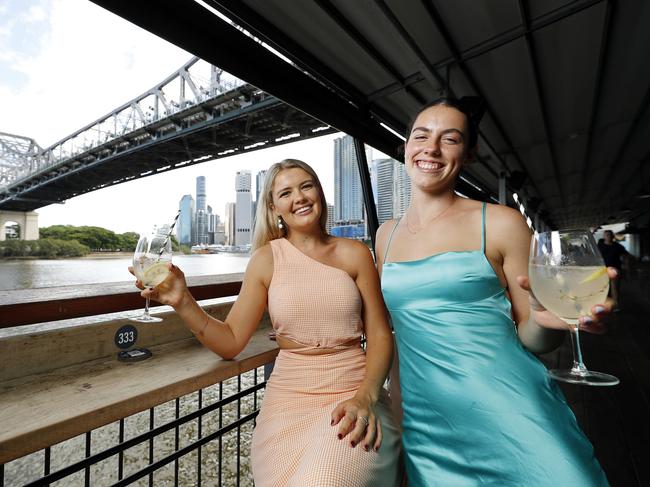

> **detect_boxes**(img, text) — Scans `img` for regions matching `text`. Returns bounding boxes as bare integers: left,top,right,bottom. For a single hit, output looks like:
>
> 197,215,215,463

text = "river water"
0,253,250,291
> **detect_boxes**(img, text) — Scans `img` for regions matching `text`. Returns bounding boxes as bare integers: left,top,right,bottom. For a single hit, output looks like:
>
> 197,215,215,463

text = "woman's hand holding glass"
516,269,616,335
129,229,172,322
526,230,619,386
132,262,189,310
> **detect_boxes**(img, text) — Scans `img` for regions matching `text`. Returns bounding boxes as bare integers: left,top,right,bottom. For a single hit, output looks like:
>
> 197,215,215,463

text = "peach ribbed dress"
251,238,401,487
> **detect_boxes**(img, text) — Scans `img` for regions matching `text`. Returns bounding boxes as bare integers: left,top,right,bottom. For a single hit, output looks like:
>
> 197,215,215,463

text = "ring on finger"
358,416,369,428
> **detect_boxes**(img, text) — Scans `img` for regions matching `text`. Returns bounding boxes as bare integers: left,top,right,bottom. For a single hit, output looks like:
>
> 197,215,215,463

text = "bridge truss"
0,57,335,211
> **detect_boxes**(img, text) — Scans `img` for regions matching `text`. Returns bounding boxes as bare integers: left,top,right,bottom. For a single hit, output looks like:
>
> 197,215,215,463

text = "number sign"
115,325,138,349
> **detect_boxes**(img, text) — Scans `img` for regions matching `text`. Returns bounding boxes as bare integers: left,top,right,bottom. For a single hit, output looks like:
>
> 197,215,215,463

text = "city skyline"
170,140,407,248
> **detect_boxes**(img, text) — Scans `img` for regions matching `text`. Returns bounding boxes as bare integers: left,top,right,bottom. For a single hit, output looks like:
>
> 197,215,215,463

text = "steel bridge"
0,57,336,213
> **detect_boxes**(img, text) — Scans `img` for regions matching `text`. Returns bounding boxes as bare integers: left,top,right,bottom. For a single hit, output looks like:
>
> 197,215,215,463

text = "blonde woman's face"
271,168,322,231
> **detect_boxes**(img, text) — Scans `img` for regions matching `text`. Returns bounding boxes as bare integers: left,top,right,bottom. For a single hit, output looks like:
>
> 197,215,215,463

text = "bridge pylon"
0,211,39,241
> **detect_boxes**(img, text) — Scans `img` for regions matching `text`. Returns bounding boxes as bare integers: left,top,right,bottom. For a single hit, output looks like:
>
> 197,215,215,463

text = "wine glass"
529,230,619,386
131,228,172,323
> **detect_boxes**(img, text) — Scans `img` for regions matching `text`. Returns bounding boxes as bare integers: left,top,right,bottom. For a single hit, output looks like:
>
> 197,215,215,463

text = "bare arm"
493,206,612,353
141,245,272,359
491,205,565,353
331,240,394,451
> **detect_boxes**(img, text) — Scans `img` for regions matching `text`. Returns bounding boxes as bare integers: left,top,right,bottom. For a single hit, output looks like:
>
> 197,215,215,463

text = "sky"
0,0,378,234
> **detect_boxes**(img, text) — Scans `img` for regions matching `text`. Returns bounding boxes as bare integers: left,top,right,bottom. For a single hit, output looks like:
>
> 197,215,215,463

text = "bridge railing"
0,275,278,486
0,57,250,190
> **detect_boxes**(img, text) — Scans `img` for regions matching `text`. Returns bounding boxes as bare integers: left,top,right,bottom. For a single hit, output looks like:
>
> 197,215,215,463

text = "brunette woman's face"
404,105,471,192
270,168,322,232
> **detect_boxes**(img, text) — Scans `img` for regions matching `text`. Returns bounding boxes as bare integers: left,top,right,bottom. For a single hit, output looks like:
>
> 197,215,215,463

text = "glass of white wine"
131,228,172,323
529,230,619,386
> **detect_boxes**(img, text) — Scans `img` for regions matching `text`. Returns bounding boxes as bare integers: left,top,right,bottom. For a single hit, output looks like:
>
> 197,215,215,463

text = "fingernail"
350,441,356,447
148,287,154,291
582,316,594,324
337,434,342,440
594,306,605,314
374,446,380,452
363,445,369,452
330,420,334,426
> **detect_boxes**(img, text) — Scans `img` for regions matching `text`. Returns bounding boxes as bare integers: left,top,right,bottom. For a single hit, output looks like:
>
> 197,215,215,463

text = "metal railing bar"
237,375,242,487
118,418,124,480
253,368,258,416
219,381,223,487
22,382,265,485
111,411,259,487
44,446,50,477
148,408,154,487
197,389,203,487
174,398,180,487
84,431,91,487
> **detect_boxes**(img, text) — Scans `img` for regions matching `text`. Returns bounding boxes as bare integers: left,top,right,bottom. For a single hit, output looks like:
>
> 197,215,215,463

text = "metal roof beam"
418,0,543,200
518,0,563,206
577,0,615,204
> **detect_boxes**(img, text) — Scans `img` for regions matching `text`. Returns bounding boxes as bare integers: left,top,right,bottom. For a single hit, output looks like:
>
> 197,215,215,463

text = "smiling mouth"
415,160,444,171
294,205,313,215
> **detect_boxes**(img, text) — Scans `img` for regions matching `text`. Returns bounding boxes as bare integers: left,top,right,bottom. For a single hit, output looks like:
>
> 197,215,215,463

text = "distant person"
376,96,613,486
133,159,400,486
598,230,630,308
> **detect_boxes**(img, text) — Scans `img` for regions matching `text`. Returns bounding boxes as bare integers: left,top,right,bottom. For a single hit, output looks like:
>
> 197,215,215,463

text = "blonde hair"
252,159,328,251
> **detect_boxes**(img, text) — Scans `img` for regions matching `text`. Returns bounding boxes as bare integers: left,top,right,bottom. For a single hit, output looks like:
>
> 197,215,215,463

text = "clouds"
1,0,350,234
1,0,191,146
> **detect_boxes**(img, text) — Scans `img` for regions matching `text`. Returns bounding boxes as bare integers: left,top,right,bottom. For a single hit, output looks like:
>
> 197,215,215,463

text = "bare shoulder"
246,243,274,285
486,202,528,229
332,236,373,260
376,218,399,252
485,202,531,250
377,218,399,241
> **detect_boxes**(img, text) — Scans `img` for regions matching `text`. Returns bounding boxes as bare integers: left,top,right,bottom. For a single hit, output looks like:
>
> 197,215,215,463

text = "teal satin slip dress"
381,202,609,486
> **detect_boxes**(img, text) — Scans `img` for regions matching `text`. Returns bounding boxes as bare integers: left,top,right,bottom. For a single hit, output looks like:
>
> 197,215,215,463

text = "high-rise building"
370,160,379,206
374,158,395,225
255,169,267,203
235,170,252,246
393,162,411,218
206,205,221,244
196,176,206,212
326,203,334,234
333,135,363,223
252,169,267,234
195,176,207,245
177,194,195,245
225,202,236,245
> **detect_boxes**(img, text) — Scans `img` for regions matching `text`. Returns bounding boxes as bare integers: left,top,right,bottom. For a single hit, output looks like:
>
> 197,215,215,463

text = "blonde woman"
136,159,400,486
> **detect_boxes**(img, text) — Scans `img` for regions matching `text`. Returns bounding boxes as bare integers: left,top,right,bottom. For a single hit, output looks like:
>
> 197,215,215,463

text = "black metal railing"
2,366,268,486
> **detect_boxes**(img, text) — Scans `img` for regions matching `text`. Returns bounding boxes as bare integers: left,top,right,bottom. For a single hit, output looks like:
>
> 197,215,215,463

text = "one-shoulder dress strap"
382,218,402,264
481,201,487,254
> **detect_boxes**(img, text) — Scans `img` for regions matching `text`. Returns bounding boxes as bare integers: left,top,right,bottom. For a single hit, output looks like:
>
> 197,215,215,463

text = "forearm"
175,290,241,359
356,330,393,403
517,310,565,354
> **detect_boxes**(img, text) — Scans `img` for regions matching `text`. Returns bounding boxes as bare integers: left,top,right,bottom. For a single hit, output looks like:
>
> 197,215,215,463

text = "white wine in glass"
131,229,172,323
529,230,619,386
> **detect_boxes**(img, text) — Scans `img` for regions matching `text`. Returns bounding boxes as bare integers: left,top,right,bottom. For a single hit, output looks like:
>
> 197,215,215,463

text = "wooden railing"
0,273,244,328
0,275,278,486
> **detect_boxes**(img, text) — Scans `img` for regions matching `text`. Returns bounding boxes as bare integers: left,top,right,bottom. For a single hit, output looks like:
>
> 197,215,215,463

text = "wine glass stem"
568,324,588,376
144,297,152,318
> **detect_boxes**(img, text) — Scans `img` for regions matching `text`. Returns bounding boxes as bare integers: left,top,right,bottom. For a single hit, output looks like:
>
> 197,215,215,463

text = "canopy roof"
93,0,650,230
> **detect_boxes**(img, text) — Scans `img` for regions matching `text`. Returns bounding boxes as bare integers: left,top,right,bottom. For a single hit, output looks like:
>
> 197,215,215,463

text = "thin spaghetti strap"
481,202,487,254
382,218,402,264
